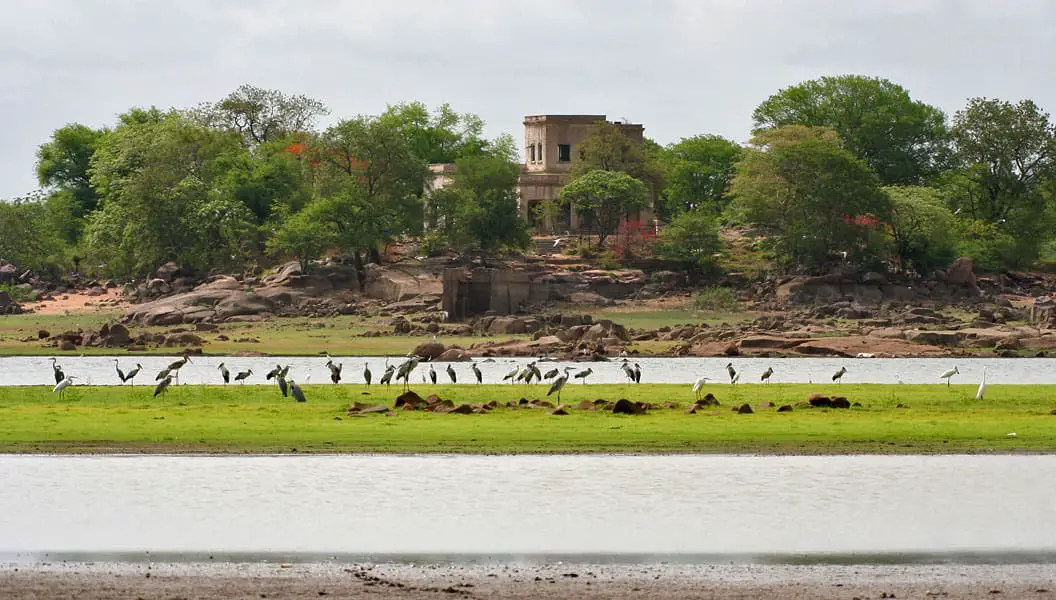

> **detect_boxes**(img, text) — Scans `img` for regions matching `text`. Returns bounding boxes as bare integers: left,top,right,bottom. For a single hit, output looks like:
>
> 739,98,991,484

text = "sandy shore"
2,561,1054,599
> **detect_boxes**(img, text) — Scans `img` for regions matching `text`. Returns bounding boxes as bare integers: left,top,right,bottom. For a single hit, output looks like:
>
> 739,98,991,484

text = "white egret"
52,375,75,398
976,368,988,400
691,376,711,400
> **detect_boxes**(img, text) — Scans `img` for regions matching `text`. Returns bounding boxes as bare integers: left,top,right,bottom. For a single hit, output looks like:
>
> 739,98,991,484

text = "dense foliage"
5,77,1056,281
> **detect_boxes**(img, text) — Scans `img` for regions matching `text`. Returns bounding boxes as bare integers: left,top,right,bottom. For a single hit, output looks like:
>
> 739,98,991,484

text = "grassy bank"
1,383,1053,454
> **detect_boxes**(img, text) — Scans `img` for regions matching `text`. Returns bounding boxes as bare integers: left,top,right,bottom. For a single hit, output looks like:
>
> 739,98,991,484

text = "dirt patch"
24,289,130,316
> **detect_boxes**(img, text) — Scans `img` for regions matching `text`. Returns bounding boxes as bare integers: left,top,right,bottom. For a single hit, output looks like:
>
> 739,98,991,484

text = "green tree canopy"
570,122,664,194
559,170,648,247
753,75,948,185
36,123,107,217
659,134,742,217
192,84,328,146
946,97,1056,267
380,102,490,164
730,125,891,270
885,186,957,275
654,208,723,274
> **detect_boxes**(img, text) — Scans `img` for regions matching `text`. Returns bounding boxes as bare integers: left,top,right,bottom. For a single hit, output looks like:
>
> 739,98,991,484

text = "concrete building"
427,114,651,235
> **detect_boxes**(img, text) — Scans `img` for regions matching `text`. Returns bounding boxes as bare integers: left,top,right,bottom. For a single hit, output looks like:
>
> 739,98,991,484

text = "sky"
1,0,1055,198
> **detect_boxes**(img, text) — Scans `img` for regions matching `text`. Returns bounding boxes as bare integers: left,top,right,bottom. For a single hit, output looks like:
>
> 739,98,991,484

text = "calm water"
1,455,1054,556
2,355,1055,387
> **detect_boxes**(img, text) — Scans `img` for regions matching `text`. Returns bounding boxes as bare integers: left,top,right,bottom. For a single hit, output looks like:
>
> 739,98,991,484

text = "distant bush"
693,286,740,312
0,282,33,303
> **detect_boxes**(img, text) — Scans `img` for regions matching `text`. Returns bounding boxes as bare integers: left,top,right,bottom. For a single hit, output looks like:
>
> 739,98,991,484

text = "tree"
0,195,67,276
192,84,328,146
86,111,250,277
559,170,648,247
570,122,664,194
753,75,949,185
428,154,529,254
214,139,311,224
947,97,1056,267
380,102,490,164
660,135,742,217
266,203,336,273
319,115,430,262
730,125,891,270
886,186,957,274
36,123,106,218
654,208,723,274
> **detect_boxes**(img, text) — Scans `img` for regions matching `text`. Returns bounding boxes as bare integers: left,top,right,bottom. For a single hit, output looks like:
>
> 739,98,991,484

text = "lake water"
1,455,1054,560
2,355,1055,387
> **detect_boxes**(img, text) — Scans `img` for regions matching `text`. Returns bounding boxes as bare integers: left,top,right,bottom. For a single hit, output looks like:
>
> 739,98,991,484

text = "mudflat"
3,562,1054,599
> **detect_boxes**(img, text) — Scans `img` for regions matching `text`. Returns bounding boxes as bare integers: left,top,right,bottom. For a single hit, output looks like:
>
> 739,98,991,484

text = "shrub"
654,209,722,274
693,286,740,312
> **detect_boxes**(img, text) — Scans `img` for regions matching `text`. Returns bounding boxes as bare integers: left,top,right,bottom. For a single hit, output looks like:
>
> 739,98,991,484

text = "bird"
218,362,230,384
725,362,737,383
692,376,711,400
502,366,519,383
234,369,253,384
633,363,642,384
155,367,172,382
380,364,395,386
363,364,372,387
153,375,172,398
760,366,774,384
940,366,959,387
166,353,192,384
52,375,75,398
731,372,741,384
328,361,343,384
396,357,420,389
123,363,142,386
832,366,848,383
552,237,564,249
114,360,126,384
543,367,560,380
289,379,306,403
429,364,438,385
265,364,283,380
49,358,65,386
976,367,988,401
574,367,593,384
446,364,457,384
546,368,572,402
621,360,636,382
472,362,483,384
276,374,289,397
895,373,904,385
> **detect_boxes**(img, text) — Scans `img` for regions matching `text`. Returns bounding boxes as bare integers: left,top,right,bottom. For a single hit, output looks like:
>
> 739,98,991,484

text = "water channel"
2,455,1054,561
2,355,1055,387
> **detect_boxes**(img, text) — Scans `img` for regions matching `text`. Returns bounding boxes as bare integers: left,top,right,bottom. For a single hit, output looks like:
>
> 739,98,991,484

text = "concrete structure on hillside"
427,114,653,235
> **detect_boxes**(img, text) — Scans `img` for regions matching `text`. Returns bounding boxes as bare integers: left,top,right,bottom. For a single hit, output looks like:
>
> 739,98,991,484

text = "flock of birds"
45,355,991,402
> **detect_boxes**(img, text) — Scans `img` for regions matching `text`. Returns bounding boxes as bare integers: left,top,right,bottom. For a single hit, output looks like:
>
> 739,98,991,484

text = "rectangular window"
537,143,543,163
529,145,536,162
558,144,571,162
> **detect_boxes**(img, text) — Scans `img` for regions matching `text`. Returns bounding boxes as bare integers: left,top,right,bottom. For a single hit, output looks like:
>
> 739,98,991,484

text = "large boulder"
214,292,276,321
363,264,441,302
435,348,471,362
580,320,628,342
104,323,131,346
154,261,182,283
795,335,947,357
413,341,446,360
945,257,977,287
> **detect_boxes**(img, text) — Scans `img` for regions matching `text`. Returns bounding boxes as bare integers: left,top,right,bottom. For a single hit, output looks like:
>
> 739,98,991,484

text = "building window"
529,144,536,162
558,144,571,163
537,143,543,163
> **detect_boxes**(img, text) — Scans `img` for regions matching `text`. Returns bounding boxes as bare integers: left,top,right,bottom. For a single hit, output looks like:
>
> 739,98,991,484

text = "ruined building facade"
427,114,653,235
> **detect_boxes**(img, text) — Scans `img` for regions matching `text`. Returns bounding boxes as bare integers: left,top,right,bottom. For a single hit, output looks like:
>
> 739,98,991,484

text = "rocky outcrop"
0,290,22,315
364,264,441,302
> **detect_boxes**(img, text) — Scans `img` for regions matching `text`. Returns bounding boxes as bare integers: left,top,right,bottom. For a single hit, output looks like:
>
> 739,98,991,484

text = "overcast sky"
2,0,1055,198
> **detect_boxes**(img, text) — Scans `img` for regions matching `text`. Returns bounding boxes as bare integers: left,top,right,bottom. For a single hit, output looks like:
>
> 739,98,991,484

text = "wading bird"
446,364,457,384
49,358,65,386
52,375,75,398
123,363,143,386
633,363,642,384
832,366,848,383
574,367,593,384
472,362,483,384
276,373,289,397
218,362,230,384
543,367,560,380
761,366,774,384
114,360,126,384
621,360,636,382
396,357,420,390
153,375,172,398
429,364,437,385
265,364,283,380
166,353,192,384
234,368,253,384
546,368,573,403
502,366,519,383
725,362,737,383
940,366,959,387
976,367,988,401
289,379,306,403
155,367,172,382
363,364,372,387
691,376,711,400
327,360,343,384
379,364,395,387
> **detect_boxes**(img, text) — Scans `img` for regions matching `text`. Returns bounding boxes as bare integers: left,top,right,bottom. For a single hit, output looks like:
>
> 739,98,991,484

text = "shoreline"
3,561,1054,599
